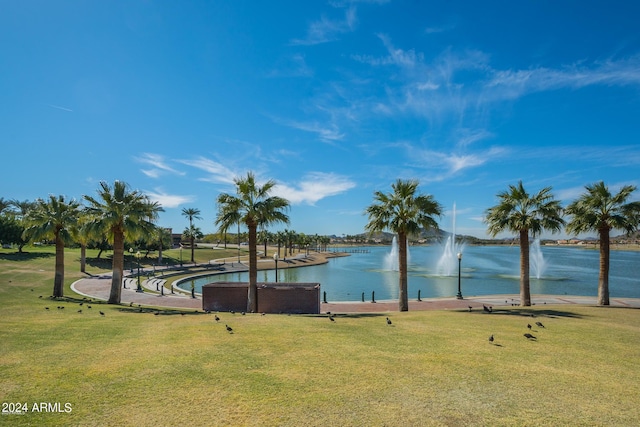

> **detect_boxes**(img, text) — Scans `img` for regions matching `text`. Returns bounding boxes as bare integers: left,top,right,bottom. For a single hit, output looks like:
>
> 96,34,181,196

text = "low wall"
202,282,321,314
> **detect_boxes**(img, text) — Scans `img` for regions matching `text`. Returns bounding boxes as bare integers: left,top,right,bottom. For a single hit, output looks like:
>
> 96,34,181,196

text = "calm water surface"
182,245,640,301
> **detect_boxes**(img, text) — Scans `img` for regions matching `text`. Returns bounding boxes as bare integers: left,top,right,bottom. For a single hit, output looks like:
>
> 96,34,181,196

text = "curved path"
71,274,640,312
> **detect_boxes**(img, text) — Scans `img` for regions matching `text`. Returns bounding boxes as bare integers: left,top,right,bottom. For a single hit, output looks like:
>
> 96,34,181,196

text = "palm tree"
181,208,202,263
156,227,172,265
182,225,204,264
215,172,290,313
485,181,564,306
22,195,81,298
83,181,162,304
565,182,640,306
365,179,442,311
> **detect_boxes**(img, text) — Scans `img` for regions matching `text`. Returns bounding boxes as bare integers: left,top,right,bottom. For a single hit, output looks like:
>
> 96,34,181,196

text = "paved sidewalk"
71,275,640,312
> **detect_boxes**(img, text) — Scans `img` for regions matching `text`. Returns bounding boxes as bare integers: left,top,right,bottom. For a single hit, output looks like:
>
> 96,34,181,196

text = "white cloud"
273,172,356,205
274,117,345,142
145,188,196,208
178,156,237,185
137,153,184,178
290,6,357,45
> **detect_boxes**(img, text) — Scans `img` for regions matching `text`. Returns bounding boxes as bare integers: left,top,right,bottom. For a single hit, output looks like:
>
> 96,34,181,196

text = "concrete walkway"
71,273,640,312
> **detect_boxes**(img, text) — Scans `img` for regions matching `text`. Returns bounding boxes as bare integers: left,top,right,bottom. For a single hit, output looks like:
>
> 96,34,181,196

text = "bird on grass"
99,311,105,316
329,315,335,322
524,333,536,340
214,315,220,322
468,306,473,312
87,305,92,309
527,324,532,330
483,304,492,313
386,317,392,325
230,310,235,314
225,324,233,333
45,307,49,310
77,309,82,313
489,334,494,343
535,321,545,328
241,311,246,315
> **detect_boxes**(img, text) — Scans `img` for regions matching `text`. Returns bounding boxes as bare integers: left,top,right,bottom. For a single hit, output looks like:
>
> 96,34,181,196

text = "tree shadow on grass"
0,252,54,261
457,307,586,319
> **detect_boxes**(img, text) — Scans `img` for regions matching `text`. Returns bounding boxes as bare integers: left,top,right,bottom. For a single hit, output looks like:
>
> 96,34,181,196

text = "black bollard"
161,285,164,296
323,291,327,304
361,292,365,302
418,289,422,301
372,291,376,303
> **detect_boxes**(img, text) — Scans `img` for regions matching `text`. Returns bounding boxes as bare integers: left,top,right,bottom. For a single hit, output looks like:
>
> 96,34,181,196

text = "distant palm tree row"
3,174,639,311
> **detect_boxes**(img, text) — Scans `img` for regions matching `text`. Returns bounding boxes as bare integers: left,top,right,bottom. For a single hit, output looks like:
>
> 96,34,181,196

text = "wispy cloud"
268,53,314,78
273,117,345,142
273,172,356,205
145,188,196,208
290,6,357,45
178,156,237,185
47,104,73,112
351,37,640,126
137,153,185,178
406,143,507,182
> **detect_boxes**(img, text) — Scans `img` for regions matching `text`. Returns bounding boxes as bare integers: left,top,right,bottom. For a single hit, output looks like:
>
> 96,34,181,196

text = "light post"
456,252,463,300
136,250,143,292
273,252,279,283
179,245,183,267
129,247,134,273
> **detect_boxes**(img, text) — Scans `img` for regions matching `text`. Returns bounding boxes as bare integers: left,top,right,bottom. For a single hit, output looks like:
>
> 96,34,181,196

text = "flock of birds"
477,304,549,346
41,293,551,343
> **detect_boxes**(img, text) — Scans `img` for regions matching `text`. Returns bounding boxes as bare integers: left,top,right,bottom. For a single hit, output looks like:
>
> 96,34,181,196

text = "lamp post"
129,247,134,273
456,252,463,300
273,252,279,283
136,250,143,292
179,246,183,267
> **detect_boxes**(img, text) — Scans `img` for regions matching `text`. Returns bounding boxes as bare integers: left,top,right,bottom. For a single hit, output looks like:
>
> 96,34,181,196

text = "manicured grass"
1,246,640,426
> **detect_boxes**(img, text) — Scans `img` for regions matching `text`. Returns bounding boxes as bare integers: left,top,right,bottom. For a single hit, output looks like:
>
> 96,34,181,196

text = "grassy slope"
1,246,639,426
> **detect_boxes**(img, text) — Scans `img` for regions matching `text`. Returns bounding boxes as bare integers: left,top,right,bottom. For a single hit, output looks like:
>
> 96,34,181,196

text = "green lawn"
1,246,639,426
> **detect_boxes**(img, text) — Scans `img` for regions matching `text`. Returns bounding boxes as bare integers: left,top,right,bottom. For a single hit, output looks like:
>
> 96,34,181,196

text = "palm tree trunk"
109,229,124,304
190,235,195,264
398,232,409,311
53,232,64,298
598,227,610,306
247,222,258,313
80,243,86,273
519,230,531,306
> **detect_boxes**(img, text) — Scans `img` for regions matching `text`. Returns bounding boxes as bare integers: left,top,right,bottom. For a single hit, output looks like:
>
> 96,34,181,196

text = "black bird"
214,315,220,322
230,310,235,314
241,311,246,315
527,324,532,330
329,316,335,322
87,305,92,309
154,312,159,316
45,307,49,310
524,333,536,340
326,311,331,315
489,334,494,343
225,324,233,333
468,306,473,312
483,304,492,313
79,302,83,306
535,321,545,328
99,311,105,316
386,317,392,325
39,295,43,298
77,309,82,313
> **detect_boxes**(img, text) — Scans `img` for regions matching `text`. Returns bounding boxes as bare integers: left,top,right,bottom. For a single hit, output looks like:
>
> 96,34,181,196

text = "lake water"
181,245,640,301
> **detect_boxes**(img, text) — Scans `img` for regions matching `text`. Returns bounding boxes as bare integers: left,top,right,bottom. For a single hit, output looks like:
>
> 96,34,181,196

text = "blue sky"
2,1,640,238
